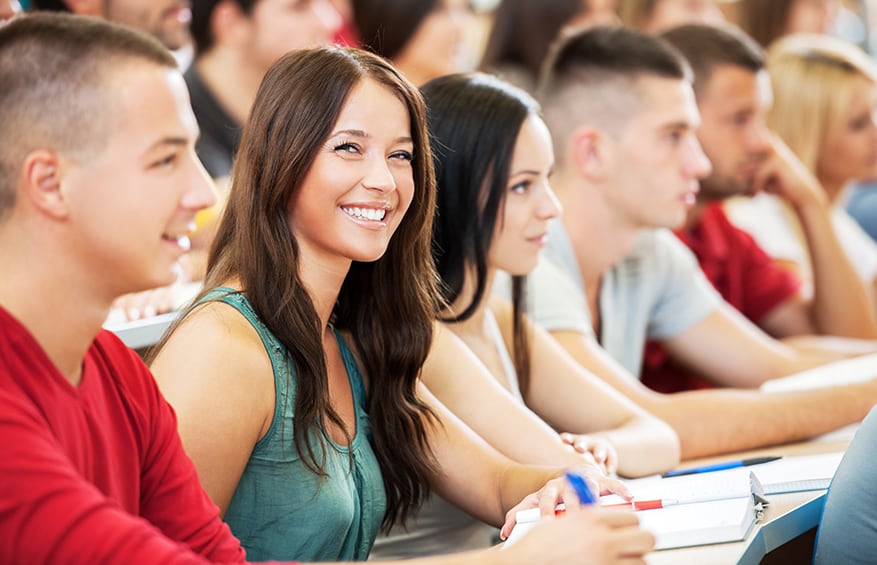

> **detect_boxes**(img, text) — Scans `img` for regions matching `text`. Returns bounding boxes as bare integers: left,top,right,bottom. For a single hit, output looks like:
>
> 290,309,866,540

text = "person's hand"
751,133,828,210
112,285,178,321
560,432,618,476
499,471,631,540
501,507,654,565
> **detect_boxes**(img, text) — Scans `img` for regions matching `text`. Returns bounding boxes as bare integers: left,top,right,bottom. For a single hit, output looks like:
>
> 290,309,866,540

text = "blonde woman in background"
725,34,877,310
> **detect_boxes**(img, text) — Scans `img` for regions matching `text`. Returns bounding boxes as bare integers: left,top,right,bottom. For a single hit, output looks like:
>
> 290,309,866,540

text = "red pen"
602,499,679,511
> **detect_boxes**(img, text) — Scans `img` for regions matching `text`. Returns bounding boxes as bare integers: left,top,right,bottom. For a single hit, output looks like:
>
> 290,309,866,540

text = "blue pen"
565,471,596,506
661,456,781,478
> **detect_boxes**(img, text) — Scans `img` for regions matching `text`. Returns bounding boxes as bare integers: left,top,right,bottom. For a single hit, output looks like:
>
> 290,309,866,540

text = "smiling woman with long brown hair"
148,45,653,563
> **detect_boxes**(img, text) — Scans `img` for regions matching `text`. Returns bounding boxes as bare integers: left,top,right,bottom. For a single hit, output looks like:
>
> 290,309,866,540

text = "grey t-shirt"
500,221,720,379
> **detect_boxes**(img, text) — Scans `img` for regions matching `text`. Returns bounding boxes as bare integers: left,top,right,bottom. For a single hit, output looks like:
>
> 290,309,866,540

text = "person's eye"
150,153,178,169
390,150,414,162
334,142,362,154
510,180,530,194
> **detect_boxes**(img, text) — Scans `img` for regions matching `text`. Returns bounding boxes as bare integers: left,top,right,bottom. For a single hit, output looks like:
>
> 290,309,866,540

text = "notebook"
505,471,765,550
751,452,844,494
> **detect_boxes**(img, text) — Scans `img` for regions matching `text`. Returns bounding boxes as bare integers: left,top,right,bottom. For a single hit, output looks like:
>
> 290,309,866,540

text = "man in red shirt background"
642,23,877,393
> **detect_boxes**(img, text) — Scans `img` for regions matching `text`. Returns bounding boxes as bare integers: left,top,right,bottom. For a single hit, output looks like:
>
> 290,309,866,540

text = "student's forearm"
796,200,877,338
555,330,877,460
648,383,877,460
494,464,562,515
591,416,680,477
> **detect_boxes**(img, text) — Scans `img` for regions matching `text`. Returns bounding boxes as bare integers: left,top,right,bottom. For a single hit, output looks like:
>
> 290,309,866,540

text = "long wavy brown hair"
157,46,440,530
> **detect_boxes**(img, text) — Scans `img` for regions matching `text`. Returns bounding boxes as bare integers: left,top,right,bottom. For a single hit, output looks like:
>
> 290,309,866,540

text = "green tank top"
202,288,387,561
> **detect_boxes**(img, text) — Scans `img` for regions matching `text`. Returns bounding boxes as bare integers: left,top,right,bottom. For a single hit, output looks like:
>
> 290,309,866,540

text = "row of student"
24,0,863,323
156,12,873,551
0,13,656,564
5,5,876,564
58,0,877,510
152,40,675,559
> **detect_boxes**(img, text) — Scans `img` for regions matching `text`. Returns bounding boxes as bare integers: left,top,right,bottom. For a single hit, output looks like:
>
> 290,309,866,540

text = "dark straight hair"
422,72,537,397
738,0,797,48
352,0,438,60
480,0,586,80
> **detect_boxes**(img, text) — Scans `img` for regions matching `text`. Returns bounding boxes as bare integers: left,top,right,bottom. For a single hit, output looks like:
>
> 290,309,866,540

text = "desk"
646,426,856,564
103,282,200,349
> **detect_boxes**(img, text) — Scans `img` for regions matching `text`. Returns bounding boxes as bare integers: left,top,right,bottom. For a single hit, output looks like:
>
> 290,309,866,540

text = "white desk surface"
646,425,856,564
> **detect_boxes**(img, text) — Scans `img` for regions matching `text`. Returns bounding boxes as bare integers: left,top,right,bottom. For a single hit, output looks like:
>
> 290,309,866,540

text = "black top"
184,65,241,179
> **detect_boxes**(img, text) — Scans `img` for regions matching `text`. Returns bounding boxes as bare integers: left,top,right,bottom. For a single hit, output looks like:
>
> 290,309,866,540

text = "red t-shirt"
641,203,801,393
0,305,252,563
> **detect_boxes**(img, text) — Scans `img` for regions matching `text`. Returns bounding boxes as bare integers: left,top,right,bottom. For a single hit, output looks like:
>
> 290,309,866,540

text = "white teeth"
342,207,387,221
165,234,191,251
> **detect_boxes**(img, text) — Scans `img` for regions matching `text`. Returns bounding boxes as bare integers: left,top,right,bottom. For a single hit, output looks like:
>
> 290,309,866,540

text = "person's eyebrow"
509,163,555,178
144,136,188,153
330,129,369,139
509,169,543,178
329,129,413,145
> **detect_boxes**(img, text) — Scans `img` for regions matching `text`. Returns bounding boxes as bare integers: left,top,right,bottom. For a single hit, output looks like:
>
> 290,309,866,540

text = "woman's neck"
196,48,265,126
295,251,352,333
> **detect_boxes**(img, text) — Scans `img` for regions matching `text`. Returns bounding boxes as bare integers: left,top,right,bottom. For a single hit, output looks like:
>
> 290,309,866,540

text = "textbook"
505,471,765,550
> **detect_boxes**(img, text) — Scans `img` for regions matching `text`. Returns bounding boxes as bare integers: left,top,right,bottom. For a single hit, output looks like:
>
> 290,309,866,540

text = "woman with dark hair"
372,72,680,559
616,0,724,34
149,46,652,563
352,0,470,86
738,0,838,48
480,0,617,92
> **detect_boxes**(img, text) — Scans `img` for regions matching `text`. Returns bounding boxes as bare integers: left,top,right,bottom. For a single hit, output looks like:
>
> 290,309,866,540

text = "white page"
599,467,754,506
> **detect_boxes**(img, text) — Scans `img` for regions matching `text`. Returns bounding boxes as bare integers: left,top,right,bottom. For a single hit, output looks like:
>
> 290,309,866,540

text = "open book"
505,471,765,550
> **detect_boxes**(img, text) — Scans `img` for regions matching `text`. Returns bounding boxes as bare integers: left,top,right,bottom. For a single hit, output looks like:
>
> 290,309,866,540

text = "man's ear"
21,150,69,220
569,126,609,182
212,0,250,47
60,0,104,16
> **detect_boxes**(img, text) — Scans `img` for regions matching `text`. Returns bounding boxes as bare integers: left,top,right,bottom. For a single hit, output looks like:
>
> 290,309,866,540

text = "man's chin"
155,26,191,52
